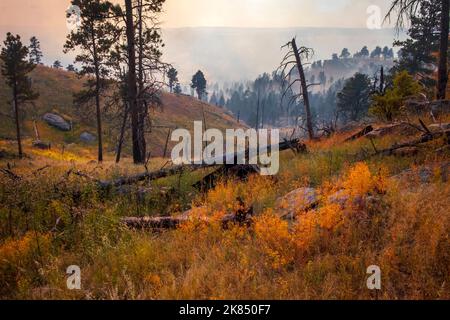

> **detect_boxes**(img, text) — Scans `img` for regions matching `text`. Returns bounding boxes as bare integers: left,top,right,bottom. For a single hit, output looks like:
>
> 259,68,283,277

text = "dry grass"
0,121,449,300
0,65,243,158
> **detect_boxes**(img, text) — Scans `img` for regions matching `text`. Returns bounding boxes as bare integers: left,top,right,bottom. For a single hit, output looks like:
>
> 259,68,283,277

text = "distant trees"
382,46,394,59
167,67,178,93
337,73,372,122
191,70,207,100
354,46,368,59
340,48,351,59
29,36,43,64
174,83,182,94
360,46,370,58
64,0,118,162
67,64,76,72
370,46,382,59
370,71,422,121
1,33,39,158
318,71,327,86
52,60,62,69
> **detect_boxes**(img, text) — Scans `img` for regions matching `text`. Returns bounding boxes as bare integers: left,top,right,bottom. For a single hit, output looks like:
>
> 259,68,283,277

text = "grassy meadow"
0,112,449,299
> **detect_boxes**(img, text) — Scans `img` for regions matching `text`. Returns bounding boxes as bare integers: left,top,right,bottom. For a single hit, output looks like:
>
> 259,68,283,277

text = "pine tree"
110,0,166,164
52,60,62,69
340,48,351,59
174,82,182,94
64,0,118,162
191,70,207,100
67,64,76,72
386,0,449,99
1,33,39,158
392,0,441,88
167,67,178,93
337,73,371,122
29,36,43,64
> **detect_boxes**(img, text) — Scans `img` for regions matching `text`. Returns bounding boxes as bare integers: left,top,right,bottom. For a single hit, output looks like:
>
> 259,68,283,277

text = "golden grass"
0,118,449,300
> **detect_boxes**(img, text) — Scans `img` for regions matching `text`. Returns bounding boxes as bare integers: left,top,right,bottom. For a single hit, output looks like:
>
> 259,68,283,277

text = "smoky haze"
162,27,405,85
0,24,405,86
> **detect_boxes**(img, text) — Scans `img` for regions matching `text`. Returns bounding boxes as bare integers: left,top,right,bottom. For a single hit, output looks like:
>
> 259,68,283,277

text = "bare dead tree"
279,38,317,140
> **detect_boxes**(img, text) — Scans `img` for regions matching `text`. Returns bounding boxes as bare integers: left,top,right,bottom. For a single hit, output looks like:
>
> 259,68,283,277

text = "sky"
0,0,400,82
0,0,395,29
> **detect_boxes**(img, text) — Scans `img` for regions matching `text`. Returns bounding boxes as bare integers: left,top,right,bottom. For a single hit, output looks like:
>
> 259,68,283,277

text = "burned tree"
279,38,316,140
110,0,167,164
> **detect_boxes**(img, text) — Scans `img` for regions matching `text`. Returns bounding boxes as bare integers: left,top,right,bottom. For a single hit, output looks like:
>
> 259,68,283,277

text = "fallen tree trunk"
121,212,251,230
344,125,374,142
100,138,303,189
375,130,450,156
123,198,253,230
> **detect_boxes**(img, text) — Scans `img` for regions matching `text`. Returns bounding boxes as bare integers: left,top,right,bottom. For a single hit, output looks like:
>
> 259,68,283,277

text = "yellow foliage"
31,148,91,162
253,212,295,270
342,162,387,197
317,203,344,230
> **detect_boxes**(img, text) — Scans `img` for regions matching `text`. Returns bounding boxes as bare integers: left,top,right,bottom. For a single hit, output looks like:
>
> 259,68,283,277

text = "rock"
80,132,96,143
32,140,51,150
274,187,318,220
392,147,419,157
428,123,450,132
418,168,433,184
42,113,71,131
327,190,350,207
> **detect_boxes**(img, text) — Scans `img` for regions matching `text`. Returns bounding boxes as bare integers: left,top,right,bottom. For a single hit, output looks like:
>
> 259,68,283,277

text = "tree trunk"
291,38,314,140
379,66,384,94
125,0,144,164
255,89,260,130
12,86,22,159
137,1,147,160
91,26,103,162
437,0,449,100
115,101,129,163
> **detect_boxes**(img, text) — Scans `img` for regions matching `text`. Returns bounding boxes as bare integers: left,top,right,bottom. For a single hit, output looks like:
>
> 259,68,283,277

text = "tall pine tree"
64,0,118,162
29,36,43,64
1,33,39,158
392,0,441,88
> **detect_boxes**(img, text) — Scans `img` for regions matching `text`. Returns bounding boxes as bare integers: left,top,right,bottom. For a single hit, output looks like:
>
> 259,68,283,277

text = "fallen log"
375,130,450,156
100,138,303,189
193,164,261,191
122,211,252,230
344,125,374,142
123,198,253,230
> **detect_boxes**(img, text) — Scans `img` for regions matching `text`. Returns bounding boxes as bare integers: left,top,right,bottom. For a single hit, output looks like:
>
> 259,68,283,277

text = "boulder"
80,132,96,143
42,113,71,131
274,187,318,220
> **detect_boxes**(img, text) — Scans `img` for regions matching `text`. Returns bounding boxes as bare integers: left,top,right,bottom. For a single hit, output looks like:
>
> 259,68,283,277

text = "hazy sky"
0,0,394,29
0,0,399,82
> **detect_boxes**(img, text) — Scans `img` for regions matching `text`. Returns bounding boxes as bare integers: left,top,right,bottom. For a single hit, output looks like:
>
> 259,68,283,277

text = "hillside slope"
0,65,243,159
